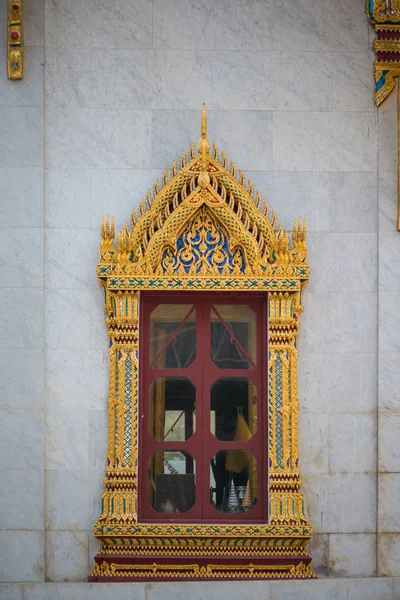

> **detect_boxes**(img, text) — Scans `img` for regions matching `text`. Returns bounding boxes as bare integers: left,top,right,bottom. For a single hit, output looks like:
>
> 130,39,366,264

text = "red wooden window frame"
138,291,268,523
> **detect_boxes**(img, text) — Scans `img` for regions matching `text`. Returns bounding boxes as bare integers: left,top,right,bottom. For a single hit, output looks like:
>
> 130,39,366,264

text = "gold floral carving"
91,104,314,581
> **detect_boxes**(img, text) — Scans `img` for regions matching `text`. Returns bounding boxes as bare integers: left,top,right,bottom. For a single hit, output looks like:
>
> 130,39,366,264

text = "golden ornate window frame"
89,106,315,581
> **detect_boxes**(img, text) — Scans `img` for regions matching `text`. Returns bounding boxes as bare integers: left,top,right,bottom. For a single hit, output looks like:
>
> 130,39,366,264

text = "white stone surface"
273,112,377,172
0,470,44,530
329,414,377,474
0,228,43,288
298,413,329,474
0,167,43,227
0,409,43,470
45,168,91,229
379,474,400,532
0,531,44,582
298,352,376,414
45,109,152,169
212,52,332,111
379,353,400,412
379,534,400,576
0,0,394,587
46,531,88,582
379,413,400,472
0,349,44,410
329,534,376,577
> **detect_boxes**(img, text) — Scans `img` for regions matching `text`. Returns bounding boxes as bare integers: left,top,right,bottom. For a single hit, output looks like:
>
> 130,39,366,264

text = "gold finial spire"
198,103,210,188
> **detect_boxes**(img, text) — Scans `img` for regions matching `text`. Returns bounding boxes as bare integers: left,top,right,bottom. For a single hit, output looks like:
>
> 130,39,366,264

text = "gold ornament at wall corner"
91,104,314,580
368,0,400,230
7,0,23,79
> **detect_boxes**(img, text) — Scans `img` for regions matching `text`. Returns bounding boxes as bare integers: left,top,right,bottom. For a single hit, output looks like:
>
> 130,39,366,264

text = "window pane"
149,451,196,513
149,377,196,441
211,305,256,369
150,304,196,369
210,450,257,514
210,378,257,441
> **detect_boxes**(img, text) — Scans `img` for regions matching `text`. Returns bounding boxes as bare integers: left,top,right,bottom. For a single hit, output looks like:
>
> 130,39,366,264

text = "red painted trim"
139,292,268,523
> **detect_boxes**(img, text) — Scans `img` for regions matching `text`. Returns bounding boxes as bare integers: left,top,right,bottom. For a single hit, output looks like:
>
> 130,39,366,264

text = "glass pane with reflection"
150,304,196,369
211,305,256,369
210,450,257,514
149,450,196,514
210,378,257,441
149,377,196,441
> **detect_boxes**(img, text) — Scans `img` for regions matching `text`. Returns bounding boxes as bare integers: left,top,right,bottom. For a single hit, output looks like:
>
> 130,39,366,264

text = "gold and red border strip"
7,0,23,79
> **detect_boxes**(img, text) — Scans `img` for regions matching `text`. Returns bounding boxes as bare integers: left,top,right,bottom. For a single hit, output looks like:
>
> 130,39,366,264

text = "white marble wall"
0,0,398,586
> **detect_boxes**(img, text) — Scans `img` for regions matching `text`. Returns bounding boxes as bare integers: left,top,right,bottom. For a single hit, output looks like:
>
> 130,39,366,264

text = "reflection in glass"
149,377,196,441
149,451,196,513
150,304,196,369
210,450,257,513
210,378,257,441
211,305,256,369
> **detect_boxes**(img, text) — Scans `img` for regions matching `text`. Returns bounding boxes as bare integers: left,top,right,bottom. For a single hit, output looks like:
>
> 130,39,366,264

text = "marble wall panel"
45,409,89,470
379,413,400,472
300,293,377,354
330,172,377,233
0,531,44,582
46,349,108,412
46,470,100,531
379,534,400,576
379,293,400,353
45,229,99,289
45,169,91,229
379,353,400,413
0,107,44,167
0,228,43,288
329,414,377,474
0,470,44,530
302,474,376,534
273,112,377,172
379,171,398,232
45,0,152,48
298,352,377,414
46,531,88,582
88,410,108,471
91,50,150,109
328,534,376,578
45,288,102,351
0,168,43,227
298,413,329,474
379,234,400,292
306,233,377,294
153,0,274,51
45,48,91,109
379,474,400,532
0,349,44,410
212,51,332,111
0,410,43,470
45,109,151,169
273,0,369,53
332,52,375,113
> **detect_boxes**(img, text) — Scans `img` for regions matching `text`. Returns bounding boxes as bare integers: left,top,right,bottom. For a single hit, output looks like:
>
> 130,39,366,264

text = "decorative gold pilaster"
268,288,309,528
96,286,139,525
7,0,23,79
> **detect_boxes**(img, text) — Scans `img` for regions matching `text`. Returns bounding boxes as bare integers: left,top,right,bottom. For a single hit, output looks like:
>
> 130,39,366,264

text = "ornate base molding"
89,555,315,582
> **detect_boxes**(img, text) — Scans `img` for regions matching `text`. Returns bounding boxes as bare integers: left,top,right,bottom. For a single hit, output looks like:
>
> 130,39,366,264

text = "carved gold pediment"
97,105,309,288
